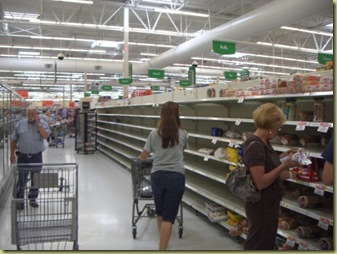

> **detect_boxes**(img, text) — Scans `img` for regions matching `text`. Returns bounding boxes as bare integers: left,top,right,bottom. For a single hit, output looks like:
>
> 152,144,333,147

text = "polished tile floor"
0,138,243,250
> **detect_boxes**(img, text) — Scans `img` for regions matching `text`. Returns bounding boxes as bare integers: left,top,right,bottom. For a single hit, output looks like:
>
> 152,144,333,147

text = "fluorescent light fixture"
18,51,40,56
326,23,333,28
0,44,106,54
281,26,333,37
256,41,333,54
153,8,209,17
4,11,39,21
140,53,159,56
137,5,209,17
48,0,93,4
91,41,120,48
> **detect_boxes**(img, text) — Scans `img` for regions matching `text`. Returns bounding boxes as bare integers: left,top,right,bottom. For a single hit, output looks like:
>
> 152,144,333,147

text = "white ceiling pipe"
134,0,332,73
0,57,225,77
0,58,123,73
163,66,224,77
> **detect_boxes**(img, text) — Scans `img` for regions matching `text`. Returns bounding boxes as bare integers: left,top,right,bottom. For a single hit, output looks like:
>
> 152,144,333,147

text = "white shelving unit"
95,78,333,250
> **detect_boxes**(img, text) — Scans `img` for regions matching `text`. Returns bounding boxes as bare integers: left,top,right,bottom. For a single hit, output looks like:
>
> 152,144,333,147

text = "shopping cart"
11,163,79,250
51,121,67,148
130,158,183,239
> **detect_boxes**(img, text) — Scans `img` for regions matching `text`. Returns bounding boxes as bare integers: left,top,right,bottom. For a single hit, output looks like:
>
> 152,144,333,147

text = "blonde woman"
242,103,299,250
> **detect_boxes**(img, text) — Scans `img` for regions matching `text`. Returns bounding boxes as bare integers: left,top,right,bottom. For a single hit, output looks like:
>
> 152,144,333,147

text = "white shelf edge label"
238,96,244,104
295,121,307,131
235,118,242,126
285,235,296,247
318,217,330,230
298,241,310,250
317,122,330,133
212,138,218,144
314,184,326,196
204,155,210,161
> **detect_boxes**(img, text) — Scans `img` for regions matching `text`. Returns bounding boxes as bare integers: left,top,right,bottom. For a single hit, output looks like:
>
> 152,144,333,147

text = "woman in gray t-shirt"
139,101,189,250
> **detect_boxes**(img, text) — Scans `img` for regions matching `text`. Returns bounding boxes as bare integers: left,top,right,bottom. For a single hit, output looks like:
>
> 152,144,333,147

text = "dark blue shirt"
322,138,333,164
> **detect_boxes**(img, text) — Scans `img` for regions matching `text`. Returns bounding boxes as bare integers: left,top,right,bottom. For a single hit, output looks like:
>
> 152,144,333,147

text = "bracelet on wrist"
288,171,293,179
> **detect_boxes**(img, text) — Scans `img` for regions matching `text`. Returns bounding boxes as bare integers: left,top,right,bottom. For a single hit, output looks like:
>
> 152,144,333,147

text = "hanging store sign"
101,85,112,91
128,63,133,78
224,71,237,80
151,86,160,91
91,90,99,95
212,41,236,55
84,92,91,97
148,69,165,79
179,80,191,87
118,78,133,85
69,101,75,108
16,90,29,99
240,69,250,81
318,53,333,64
42,100,54,107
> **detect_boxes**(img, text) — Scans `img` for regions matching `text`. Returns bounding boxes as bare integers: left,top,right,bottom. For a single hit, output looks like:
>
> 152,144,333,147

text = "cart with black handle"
130,158,183,239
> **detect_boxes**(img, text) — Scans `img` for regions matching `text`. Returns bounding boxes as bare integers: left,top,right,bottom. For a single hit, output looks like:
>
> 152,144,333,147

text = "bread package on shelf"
297,195,325,208
198,148,215,155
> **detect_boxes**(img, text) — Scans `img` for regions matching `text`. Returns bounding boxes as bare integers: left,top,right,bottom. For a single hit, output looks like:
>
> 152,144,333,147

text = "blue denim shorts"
151,171,185,224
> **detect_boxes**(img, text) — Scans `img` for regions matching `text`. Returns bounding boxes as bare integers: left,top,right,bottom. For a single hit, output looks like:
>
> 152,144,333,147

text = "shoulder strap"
245,140,262,153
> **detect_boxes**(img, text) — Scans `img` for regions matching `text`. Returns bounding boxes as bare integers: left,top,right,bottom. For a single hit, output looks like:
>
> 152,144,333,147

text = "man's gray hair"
26,104,38,112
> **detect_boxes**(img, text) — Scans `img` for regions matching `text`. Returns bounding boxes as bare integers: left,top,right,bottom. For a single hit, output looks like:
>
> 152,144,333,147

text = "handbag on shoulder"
226,162,261,202
225,140,261,202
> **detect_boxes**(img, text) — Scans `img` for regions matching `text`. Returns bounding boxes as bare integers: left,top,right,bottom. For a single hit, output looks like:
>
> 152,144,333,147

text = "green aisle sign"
224,71,237,80
118,78,133,85
318,53,333,64
151,86,160,91
213,41,236,54
180,80,191,87
91,90,99,95
101,85,112,91
84,92,91,97
148,69,165,79
240,69,249,77
128,63,133,78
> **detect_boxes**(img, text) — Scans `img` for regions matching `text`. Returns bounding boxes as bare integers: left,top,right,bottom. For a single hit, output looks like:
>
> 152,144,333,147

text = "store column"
123,7,129,99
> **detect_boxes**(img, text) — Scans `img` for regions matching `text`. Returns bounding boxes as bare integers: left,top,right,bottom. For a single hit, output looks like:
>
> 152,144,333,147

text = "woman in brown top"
243,103,299,250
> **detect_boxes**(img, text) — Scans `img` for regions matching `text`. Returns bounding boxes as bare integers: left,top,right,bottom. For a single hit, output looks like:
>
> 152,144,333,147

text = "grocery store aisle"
0,137,243,250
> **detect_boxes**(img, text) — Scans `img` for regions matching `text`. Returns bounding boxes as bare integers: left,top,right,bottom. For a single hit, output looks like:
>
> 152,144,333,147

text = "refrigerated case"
75,110,97,154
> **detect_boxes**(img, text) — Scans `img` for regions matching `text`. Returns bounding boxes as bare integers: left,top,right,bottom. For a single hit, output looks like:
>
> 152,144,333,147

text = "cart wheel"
179,226,183,239
73,243,79,250
132,226,137,239
147,207,155,217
